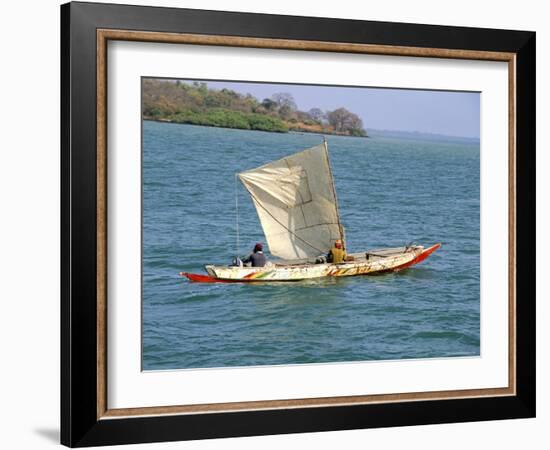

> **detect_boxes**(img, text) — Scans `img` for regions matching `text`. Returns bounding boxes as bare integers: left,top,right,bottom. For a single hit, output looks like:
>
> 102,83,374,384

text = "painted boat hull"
180,243,441,283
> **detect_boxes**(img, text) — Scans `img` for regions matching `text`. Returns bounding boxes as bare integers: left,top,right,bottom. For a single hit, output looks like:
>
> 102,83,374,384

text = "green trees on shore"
142,79,367,137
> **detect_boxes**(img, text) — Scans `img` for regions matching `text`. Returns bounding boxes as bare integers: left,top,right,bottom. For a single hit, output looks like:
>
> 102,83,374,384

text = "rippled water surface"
142,121,480,370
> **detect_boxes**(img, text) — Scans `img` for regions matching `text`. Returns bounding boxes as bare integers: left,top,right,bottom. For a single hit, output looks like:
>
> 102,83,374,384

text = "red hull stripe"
179,272,237,283
392,243,441,271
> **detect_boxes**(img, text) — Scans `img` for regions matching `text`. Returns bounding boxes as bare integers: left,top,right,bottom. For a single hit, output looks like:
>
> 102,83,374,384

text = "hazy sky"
180,79,480,139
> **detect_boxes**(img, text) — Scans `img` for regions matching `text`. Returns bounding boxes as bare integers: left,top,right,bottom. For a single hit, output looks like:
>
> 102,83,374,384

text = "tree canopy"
142,79,367,137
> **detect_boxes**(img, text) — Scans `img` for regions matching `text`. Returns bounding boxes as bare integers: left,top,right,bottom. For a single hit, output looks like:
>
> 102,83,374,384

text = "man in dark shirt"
243,243,267,267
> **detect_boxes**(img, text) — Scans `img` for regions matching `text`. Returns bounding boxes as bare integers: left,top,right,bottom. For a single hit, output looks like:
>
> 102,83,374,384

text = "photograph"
141,78,481,371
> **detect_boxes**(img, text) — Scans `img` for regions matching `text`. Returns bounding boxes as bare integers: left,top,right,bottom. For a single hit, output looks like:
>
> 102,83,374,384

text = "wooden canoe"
180,243,441,283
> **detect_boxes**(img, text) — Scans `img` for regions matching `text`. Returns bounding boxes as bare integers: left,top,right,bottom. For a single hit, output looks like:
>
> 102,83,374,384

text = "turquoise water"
142,121,480,370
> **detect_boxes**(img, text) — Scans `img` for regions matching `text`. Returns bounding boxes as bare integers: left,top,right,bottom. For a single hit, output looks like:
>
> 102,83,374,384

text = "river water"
142,120,480,370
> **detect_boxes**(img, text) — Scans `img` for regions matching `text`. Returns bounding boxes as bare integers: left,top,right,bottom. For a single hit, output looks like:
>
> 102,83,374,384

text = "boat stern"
204,265,218,278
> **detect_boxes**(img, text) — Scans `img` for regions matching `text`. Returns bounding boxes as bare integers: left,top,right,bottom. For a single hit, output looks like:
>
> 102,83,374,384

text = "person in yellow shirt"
328,239,346,264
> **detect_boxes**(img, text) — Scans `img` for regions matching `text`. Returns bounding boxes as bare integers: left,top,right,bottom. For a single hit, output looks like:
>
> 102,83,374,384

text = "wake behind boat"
181,140,440,283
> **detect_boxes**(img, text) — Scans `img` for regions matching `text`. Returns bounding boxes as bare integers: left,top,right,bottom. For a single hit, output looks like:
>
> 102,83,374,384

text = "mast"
323,138,346,249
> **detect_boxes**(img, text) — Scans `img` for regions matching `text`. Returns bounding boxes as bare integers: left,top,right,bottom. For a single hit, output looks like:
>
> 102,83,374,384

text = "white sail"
238,142,344,260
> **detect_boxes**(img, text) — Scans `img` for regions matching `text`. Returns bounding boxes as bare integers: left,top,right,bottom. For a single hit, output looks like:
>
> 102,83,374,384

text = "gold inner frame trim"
96,28,517,420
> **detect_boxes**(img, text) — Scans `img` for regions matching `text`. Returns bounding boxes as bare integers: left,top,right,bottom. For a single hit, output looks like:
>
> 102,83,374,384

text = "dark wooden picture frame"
61,1,535,447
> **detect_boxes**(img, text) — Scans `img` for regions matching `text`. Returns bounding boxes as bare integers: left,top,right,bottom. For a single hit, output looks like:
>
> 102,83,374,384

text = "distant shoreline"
144,119,479,142
367,128,480,142
143,117,370,138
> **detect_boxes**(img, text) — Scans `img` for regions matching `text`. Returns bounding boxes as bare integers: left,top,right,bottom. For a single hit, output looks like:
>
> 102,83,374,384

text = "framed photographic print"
61,1,536,447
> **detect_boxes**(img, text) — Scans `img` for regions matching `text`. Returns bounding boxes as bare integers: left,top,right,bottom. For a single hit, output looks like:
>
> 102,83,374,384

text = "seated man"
242,243,267,267
327,239,346,264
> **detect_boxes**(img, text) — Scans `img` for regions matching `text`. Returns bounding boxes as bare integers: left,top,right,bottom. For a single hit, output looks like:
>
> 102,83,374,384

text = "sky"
180,79,480,139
